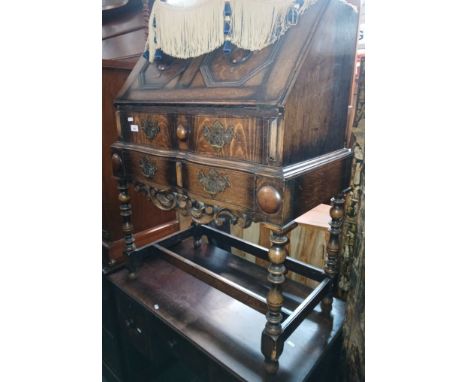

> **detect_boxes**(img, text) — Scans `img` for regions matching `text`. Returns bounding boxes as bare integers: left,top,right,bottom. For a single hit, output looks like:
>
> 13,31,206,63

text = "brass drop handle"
139,156,157,179
176,124,188,141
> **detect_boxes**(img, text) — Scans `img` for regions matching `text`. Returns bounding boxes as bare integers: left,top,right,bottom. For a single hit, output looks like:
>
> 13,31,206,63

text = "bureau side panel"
282,0,359,165
284,156,352,222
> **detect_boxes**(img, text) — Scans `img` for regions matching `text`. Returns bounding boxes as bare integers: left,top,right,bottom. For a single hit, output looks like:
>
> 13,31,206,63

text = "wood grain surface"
108,240,346,381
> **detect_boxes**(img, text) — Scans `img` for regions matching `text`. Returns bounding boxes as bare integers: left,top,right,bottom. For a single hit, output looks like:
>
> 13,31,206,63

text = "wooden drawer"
120,111,172,150
115,290,153,360
152,319,209,380
120,110,266,164
183,162,255,210
127,151,176,189
123,149,256,212
193,115,264,163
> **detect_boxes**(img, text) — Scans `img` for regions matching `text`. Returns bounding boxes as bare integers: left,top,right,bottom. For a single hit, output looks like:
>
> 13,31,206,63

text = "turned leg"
192,222,202,248
261,229,288,374
321,193,345,313
118,180,137,280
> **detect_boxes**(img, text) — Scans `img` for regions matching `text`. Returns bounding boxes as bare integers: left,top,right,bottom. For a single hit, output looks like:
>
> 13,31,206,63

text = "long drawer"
126,150,256,212
119,111,266,164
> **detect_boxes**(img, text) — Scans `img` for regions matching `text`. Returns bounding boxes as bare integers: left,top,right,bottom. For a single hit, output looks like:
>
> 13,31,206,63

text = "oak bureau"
109,0,359,375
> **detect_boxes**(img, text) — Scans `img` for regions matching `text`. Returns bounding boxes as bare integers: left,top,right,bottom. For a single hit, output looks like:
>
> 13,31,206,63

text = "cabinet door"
102,277,125,382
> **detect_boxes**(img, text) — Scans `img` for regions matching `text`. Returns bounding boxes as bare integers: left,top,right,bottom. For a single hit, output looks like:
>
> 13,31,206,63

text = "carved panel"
200,43,281,87
134,181,252,228
138,58,191,90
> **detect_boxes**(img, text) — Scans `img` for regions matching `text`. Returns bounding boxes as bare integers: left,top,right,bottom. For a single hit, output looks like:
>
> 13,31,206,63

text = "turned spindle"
261,229,289,374
321,193,345,313
118,180,137,279
112,152,137,279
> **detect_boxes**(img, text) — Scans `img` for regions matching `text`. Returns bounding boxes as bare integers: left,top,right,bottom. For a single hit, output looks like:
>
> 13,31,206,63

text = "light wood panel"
229,204,331,288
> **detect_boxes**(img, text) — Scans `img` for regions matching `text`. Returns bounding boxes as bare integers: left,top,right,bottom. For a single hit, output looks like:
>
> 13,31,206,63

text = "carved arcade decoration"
133,181,252,229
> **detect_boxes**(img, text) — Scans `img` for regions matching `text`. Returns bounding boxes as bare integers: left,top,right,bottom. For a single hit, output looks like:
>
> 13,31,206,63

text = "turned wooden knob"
111,153,122,176
257,185,282,214
176,124,188,141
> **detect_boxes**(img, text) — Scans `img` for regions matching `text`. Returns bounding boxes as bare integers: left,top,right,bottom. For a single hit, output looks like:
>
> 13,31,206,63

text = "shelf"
125,224,333,346
107,226,345,381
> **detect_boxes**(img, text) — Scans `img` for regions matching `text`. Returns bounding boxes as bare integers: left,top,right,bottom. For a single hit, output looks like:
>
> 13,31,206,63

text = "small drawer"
127,151,177,189
183,162,255,210
193,115,264,163
115,290,153,360
121,112,172,150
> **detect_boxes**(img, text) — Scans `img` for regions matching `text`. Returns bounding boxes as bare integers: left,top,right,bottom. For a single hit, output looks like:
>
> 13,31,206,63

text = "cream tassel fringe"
146,0,346,60
148,0,224,61
230,0,318,51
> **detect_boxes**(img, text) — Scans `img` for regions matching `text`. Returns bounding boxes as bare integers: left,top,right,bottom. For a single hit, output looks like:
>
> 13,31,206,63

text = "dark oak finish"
102,7,176,266
103,275,126,382
199,224,327,282
183,162,255,208
122,112,172,149
109,0,359,372
103,220,179,265
106,223,341,377
261,228,290,373
112,4,358,229
321,193,346,313
193,116,264,163
107,239,346,381
282,0,359,165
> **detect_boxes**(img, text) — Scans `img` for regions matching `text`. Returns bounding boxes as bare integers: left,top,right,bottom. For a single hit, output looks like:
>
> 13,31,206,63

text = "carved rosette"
134,181,251,228
202,120,234,150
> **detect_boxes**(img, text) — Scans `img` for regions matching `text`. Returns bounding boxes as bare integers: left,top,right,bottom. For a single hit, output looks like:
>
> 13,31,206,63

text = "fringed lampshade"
144,0,351,61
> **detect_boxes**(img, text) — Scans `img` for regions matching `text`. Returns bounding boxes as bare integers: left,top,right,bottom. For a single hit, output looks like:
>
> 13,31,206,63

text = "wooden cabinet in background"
102,3,177,268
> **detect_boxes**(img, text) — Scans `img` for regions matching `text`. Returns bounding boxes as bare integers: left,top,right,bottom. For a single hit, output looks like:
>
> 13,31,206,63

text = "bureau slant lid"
114,0,356,109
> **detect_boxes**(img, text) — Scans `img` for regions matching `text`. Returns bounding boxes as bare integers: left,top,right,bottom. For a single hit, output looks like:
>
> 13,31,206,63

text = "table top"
295,203,331,229
108,239,345,381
